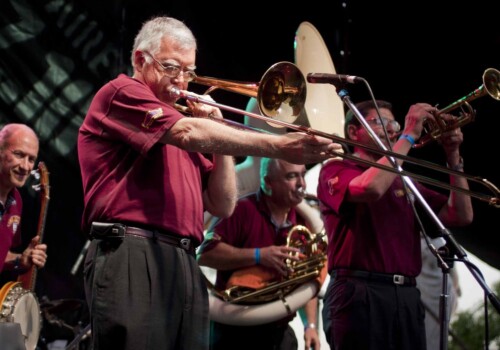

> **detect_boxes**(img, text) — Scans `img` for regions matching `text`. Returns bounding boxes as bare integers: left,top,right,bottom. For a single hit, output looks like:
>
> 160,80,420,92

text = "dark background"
1,0,499,305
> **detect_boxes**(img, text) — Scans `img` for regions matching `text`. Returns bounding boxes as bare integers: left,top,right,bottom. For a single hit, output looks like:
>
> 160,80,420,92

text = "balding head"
0,123,39,150
0,123,39,193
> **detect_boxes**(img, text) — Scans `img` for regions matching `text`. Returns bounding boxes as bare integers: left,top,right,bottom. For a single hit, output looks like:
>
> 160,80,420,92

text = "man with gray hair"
78,16,340,350
198,157,322,350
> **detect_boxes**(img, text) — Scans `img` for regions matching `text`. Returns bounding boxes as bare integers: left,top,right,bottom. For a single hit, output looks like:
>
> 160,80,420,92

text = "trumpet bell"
483,67,500,101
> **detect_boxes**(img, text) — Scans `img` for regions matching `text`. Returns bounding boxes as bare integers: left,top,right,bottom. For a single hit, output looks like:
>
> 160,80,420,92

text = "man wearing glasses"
78,16,340,350
317,99,472,349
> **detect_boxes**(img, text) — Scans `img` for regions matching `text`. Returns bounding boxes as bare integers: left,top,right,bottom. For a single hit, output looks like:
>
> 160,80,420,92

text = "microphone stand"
426,240,453,350
335,86,500,350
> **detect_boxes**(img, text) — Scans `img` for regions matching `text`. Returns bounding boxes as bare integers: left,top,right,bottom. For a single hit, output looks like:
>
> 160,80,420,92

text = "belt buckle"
180,238,191,251
393,275,405,285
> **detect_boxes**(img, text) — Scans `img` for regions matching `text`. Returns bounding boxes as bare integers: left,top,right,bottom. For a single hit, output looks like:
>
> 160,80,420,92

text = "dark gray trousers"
84,235,208,350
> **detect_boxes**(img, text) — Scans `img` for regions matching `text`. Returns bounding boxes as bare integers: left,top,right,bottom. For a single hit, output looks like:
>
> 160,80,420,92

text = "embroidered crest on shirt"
142,108,163,129
394,189,405,197
7,215,21,235
327,176,339,195
394,188,415,203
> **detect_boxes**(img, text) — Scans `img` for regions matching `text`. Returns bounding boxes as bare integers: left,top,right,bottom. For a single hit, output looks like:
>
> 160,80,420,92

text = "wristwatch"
304,323,316,331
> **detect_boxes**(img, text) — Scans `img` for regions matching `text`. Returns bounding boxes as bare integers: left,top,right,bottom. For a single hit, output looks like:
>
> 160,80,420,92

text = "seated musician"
0,123,47,350
0,123,47,275
198,157,322,350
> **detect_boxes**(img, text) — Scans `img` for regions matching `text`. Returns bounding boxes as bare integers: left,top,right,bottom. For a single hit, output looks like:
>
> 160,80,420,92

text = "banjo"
0,162,49,350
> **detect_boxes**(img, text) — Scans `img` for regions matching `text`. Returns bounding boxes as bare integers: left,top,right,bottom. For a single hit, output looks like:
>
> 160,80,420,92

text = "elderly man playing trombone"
78,15,340,350
317,99,473,350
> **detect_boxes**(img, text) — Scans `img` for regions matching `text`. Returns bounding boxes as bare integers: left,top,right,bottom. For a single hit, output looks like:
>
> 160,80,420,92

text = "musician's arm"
295,199,323,233
198,241,256,270
301,297,320,350
198,241,300,277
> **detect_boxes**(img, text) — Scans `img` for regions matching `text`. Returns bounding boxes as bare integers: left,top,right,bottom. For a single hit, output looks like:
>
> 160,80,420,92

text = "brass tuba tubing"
169,64,500,207
215,225,327,304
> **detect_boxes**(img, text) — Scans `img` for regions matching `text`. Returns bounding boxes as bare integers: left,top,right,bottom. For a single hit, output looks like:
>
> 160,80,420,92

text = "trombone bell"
193,62,307,127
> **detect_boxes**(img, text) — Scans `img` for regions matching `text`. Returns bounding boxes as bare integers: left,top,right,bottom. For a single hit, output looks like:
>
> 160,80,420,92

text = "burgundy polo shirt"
317,158,447,277
0,189,23,272
200,191,306,290
78,74,213,244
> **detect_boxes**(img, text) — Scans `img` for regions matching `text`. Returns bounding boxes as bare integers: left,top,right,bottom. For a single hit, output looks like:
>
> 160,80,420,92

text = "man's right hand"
260,245,302,276
277,132,342,165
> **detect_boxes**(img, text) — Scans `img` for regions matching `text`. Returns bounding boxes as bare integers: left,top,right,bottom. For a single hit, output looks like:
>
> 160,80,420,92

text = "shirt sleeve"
100,78,184,156
318,159,360,215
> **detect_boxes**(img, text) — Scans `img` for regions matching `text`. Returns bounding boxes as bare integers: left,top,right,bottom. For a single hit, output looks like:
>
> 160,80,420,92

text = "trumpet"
170,62,500,207
415,67,500,148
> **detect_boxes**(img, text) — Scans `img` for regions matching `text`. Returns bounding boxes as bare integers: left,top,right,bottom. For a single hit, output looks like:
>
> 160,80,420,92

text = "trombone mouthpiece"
167,86,181,99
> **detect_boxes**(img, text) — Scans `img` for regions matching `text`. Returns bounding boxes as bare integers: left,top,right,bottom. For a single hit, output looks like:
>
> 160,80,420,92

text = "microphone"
70,240,91,275
307,73,362,85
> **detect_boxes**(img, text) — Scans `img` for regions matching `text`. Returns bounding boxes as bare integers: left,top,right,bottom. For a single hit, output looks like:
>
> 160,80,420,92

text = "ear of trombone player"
318,98,473,350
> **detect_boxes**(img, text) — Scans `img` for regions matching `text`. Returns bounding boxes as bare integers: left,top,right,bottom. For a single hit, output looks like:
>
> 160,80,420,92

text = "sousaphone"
296,21,344,298
295,21,345,137
205,22,340,325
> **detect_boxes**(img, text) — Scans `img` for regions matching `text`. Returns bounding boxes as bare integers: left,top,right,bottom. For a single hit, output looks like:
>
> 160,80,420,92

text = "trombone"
169,62,500,207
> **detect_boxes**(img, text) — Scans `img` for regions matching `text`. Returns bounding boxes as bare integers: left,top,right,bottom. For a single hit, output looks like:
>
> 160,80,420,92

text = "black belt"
331,269,416,286
90,222,194,253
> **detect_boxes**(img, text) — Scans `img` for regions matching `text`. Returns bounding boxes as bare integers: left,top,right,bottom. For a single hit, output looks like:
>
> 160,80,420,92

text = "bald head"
0,123,39,193
0,123,39,150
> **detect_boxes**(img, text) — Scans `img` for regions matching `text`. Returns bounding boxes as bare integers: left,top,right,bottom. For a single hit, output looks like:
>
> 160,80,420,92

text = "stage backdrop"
1,0,499,308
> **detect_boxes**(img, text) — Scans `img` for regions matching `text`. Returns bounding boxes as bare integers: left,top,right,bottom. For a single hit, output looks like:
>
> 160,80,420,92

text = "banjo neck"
17,162,50,292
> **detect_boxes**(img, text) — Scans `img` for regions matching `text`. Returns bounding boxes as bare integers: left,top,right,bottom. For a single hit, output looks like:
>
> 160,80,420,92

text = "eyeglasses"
366,117,401,132
143,51,197,82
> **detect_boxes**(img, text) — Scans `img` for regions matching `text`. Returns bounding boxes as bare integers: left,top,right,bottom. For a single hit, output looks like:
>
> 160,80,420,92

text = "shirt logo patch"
142,108,163,129
394,188,414,202
394,189,405,197
7,215,21,235
327,176,339,195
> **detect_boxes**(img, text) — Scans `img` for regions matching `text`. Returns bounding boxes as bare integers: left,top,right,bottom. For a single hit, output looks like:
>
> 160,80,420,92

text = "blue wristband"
399,134,416,147
255,248,261,265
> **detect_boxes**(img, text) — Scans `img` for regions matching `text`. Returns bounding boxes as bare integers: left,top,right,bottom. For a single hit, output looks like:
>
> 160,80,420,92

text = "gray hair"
259,157,281,195
343,99,393,153
131,16,197,67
